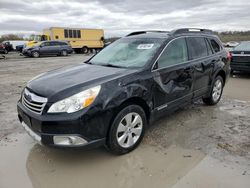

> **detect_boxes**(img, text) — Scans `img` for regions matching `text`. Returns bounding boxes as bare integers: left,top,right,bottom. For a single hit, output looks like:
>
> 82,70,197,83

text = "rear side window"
49,42,58,46
186,37,208,60
157,38,188,68
205,38,213,55
209,39,221,53
58,42,67,46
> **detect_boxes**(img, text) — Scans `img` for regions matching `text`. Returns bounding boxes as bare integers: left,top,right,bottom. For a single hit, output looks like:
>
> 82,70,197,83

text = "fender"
102,82,153,111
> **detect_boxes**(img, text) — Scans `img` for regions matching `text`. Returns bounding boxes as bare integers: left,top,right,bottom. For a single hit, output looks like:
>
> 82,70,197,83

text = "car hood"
27,63,136,99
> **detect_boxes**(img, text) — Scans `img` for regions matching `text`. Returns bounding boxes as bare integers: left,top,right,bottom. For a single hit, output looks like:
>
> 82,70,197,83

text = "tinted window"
42,42,50,46
49,42,57,46
77,30,81,38
73,30,77,38
187,37,208,59
209,39,221,53
157,38,188,68
205,38,213,55
64,30,68,38
69,30,73,38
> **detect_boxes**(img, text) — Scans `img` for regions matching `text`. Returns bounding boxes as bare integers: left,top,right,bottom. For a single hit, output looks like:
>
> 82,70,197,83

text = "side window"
69,30,73,38
205,38,213,55
157,38,188,68
209,39,221,53
186,37,208,60
77,30,81,38
42,42,50,46
64,29,68,38
73,30,77,38
48,42,56,46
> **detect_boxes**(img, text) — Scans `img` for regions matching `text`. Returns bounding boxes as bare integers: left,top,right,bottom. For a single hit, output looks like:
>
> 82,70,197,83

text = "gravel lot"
0,52,250,188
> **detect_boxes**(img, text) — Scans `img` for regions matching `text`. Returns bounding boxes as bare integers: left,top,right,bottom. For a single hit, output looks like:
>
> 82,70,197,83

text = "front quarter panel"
101,71,154,113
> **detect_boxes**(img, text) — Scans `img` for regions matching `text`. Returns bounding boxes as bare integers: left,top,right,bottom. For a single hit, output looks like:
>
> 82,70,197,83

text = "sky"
0,0,250,37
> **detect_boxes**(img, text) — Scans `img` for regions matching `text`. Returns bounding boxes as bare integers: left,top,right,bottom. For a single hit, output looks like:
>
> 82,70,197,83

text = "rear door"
186,37,213,98
152,37,194,112
49,41,61,54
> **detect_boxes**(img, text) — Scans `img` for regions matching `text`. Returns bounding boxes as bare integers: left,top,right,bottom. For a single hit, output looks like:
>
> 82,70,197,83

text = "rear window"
186,37,208,59
209,39,221,53
234,41,250,51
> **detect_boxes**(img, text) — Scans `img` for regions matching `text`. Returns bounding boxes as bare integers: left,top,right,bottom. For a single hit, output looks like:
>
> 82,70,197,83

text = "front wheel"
203,76,224,105
4,49,8,54
32,51,40,58
106,105,146,155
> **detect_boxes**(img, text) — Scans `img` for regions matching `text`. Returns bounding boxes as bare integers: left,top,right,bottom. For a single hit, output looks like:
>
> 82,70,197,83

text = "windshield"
33,42,42,46
89,38,164,68
29,35,42,41
234,41,250,51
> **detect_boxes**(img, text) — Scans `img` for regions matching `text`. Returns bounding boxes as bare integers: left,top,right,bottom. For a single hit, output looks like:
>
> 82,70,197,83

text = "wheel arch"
215,69,226,85
116,97,151,122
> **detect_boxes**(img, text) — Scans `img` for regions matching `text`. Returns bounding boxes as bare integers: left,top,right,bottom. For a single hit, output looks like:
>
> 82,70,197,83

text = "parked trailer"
43,27,104,53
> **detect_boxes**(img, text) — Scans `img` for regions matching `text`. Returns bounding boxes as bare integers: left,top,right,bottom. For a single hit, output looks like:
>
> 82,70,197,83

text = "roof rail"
126,30,169,37
171,28,213,35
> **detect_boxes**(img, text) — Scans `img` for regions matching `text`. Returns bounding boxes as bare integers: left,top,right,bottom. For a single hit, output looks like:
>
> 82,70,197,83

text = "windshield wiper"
100,63,125,68
84,61,92,64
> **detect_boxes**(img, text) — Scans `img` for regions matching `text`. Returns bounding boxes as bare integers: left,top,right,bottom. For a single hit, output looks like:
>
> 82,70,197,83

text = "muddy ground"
0,52,250,188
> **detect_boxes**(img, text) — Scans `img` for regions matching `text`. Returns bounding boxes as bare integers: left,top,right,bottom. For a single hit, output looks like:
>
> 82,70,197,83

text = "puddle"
0,133,204,188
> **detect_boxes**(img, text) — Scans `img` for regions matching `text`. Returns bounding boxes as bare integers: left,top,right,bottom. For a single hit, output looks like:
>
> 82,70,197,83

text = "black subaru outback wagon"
17,28,230,154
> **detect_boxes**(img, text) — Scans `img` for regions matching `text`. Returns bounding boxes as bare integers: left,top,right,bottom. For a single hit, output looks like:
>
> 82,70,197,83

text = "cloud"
0,0,250,37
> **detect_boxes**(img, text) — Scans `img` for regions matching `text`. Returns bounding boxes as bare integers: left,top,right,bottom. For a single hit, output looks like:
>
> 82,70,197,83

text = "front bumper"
17,101,107,148
22,49,32,56
231,61,250,72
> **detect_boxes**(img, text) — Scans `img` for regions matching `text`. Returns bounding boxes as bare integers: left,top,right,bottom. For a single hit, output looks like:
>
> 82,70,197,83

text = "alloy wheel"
212,79,222,102
116,112,143,148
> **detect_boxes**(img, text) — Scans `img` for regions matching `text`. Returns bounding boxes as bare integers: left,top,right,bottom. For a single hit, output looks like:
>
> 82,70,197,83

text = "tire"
230,69,234,75
32,51,39,58
4,49,8,54
82,46,89,54
106,105,146,155
202,76,224,105
61,50,68,56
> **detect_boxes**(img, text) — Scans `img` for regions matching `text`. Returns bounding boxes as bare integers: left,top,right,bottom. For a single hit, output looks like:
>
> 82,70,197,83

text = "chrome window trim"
231,54,250,57
151,36,223,72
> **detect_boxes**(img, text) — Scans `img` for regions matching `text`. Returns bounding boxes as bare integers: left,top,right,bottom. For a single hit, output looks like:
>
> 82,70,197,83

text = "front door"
152,37,194,112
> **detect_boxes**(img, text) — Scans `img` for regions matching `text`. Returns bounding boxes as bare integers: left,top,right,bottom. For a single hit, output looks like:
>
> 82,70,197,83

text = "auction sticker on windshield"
137,44,154,49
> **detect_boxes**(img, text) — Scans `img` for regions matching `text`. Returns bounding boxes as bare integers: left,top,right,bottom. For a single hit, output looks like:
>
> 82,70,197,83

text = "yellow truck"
43,27,104,53
25,27,104,53
25,34,48,48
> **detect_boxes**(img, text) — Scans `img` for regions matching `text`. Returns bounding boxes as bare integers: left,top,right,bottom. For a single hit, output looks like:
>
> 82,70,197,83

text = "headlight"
48,85,101,113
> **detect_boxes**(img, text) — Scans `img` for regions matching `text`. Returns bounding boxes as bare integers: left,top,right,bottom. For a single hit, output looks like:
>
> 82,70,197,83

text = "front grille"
22,88,47,114
232,56,250,63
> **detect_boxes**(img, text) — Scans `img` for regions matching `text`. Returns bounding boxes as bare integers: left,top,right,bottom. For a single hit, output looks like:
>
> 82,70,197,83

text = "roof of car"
125,28,217,39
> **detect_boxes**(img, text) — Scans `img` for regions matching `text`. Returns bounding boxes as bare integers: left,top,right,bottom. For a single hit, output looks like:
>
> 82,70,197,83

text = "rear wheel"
82,46,89,54
61,50,68,56
203,76,224,105
106,105,146,155
32,51,39,58
4,49,8,54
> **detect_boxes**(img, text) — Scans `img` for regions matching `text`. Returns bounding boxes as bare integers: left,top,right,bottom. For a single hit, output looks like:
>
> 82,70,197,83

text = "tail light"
227,51,232,62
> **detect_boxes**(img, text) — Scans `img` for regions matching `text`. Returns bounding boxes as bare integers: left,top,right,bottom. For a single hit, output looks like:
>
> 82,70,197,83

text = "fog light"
53,136,88,146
